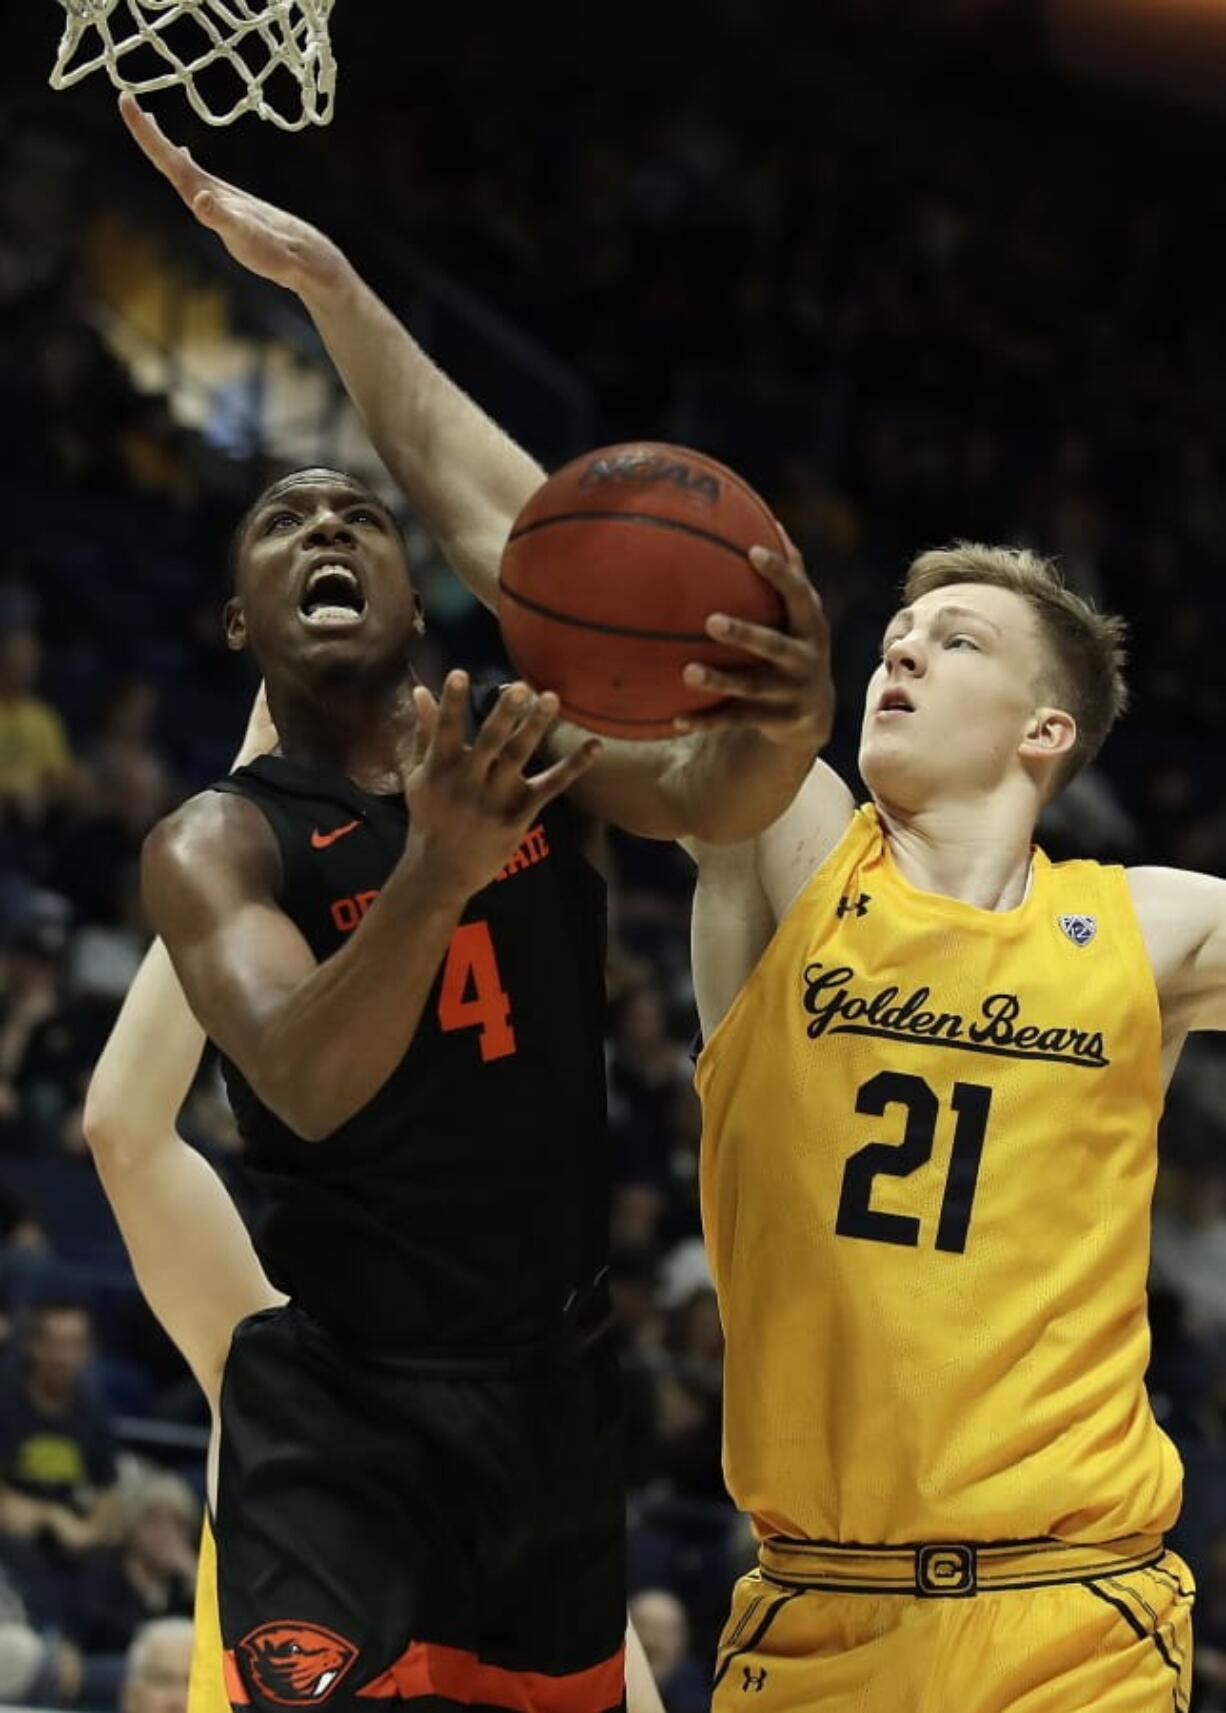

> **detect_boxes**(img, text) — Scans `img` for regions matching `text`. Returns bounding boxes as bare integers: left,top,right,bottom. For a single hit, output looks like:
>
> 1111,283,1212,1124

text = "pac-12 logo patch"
238,1622,359,1705
1057,914,1097,947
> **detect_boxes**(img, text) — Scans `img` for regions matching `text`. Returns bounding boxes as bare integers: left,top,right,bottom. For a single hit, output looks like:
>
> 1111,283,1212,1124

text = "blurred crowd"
0,5,1224,1708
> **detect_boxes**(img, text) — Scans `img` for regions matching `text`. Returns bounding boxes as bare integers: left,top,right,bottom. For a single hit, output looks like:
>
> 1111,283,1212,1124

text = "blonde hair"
122,1469,198,1537
125,1617,194,1685
903,542,1129,794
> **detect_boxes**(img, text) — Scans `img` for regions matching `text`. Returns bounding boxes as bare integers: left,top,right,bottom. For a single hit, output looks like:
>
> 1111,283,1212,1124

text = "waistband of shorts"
351,1316,614,1377
758,1532,1165,1598
290,1273,614,1377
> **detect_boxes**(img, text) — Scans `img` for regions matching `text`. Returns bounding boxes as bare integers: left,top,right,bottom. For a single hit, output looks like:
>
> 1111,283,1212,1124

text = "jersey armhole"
211,779,291,904
696,809,870,1082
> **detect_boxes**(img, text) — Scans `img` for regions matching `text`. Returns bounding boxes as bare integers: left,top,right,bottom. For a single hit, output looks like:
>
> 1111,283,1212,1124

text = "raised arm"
120,98,836,843
83,689,285,1400
144,678,598,1143
120,95,534,607
1128,866,1226,1045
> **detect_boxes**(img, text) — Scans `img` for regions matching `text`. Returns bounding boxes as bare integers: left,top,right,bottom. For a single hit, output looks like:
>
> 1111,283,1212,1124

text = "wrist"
401,836,474,916
295,244,360,314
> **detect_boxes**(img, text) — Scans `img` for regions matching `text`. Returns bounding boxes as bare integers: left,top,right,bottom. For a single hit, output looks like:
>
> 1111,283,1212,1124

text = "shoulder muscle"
1127,865,1226,1035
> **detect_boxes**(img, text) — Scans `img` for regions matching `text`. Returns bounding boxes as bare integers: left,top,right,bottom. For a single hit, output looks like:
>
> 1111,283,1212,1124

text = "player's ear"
224,596,249,653
412,592,426,638
1019,706,1076,766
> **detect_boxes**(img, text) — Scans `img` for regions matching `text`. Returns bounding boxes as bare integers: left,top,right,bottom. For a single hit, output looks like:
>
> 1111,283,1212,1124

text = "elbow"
81,1086,130,1164
247,1048,337,1144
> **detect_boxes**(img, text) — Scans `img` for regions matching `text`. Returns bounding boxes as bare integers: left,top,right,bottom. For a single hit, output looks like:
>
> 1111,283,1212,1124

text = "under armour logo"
742,1666,768,1693
837,894,871,919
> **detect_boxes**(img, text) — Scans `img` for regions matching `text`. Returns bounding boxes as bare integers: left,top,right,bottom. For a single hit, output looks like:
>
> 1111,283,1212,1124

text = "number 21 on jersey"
437,920,517,1062
836,1071,993,1255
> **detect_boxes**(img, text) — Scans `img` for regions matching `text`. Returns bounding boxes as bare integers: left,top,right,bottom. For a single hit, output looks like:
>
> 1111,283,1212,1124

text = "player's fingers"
681,662,800,703
698,614,814,673
119,94,207,202
192,189,225,230
429,671,469,764
524,736,603,807
747,545,826,640
471,683,534,764
400,686,437,770
492,691,561,778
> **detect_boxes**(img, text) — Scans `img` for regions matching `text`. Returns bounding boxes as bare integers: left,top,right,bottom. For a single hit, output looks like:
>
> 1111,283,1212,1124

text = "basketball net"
49,0,338,129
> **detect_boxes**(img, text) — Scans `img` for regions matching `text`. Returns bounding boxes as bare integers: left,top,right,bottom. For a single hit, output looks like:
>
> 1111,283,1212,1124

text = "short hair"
125,1617,194,1685
122,1469,198,1536
902,542,1129,793
225,467,402,593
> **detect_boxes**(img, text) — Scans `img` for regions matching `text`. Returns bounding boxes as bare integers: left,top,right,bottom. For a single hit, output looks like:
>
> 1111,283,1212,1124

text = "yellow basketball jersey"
188,1514,229,1713
696,805,1182,1546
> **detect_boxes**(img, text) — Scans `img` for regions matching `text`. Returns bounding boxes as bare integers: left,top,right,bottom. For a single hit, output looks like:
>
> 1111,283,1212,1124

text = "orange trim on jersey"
355,1638,625,1710
223,1649,251,1705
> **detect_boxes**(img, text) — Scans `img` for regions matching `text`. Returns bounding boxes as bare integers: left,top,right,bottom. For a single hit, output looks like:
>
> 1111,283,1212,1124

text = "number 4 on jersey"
438,921,517,1062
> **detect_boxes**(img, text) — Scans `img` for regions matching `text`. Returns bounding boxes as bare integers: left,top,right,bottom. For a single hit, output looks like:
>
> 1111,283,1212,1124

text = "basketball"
498,442,788,739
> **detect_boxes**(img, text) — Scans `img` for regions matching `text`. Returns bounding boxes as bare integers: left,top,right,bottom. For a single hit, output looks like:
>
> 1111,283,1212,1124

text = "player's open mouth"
876,688,914,717
298,563,368,630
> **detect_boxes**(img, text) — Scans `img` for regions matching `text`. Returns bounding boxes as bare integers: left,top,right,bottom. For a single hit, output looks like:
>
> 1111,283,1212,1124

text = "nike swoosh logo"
311,820,361,850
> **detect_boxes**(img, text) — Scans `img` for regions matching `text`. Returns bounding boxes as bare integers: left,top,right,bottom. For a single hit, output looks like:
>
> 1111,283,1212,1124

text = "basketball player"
686,547,1216,1710
133,466,829,1713
120,105,835,1713
84,687,666,1713
120,98,1226,1710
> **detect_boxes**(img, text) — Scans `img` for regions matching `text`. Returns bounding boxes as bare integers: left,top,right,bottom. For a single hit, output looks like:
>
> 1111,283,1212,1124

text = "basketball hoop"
49,0,338,130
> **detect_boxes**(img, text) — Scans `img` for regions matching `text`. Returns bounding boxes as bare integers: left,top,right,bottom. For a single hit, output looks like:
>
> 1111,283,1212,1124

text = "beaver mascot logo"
238,1621,359,1704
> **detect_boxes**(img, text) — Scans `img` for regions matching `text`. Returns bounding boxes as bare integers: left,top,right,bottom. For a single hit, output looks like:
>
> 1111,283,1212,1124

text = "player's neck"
268,676,409,796
874,796,1037,913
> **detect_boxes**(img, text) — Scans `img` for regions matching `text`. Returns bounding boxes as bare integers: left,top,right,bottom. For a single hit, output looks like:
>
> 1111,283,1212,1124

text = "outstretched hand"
400,672,602,899
677,530,835,750
118,93,344,297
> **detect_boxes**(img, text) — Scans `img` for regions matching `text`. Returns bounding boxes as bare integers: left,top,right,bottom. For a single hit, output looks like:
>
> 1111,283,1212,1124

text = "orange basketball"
498,442,787,739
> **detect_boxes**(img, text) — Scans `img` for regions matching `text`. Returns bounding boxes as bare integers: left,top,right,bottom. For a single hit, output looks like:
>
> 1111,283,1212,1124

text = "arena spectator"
627,1589,708,1713
120,1616,193,1713
0,1299,119,1626
0,914,69,1133
0,915,117,1146
51,744,171,931
652,1286,724,1506
0,1178,45,1253
609,985,694,1191
0,627,75,828
77,1470,196,1656
0,1557,82,1708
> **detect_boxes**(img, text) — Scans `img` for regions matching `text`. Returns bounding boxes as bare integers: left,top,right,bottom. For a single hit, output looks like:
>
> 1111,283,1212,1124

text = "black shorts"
215,1306,627,1712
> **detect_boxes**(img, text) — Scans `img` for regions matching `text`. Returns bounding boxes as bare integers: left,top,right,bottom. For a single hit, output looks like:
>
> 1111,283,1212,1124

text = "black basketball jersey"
212,743,610,1356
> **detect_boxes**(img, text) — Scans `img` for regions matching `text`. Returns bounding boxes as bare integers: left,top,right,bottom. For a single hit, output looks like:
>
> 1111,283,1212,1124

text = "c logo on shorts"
916,1544,977,1597
238,1621,360,1705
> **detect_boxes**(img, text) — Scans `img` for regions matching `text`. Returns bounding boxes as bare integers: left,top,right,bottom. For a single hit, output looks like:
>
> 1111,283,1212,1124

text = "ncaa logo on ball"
578,451,722,505
1058,914,1097,947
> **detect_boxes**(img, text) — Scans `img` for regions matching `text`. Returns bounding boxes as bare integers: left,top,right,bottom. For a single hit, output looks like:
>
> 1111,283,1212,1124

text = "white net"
49,0,338,129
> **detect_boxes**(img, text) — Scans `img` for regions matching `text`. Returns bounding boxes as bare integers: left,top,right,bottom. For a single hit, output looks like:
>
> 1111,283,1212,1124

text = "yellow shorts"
713,1536,1194,1713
